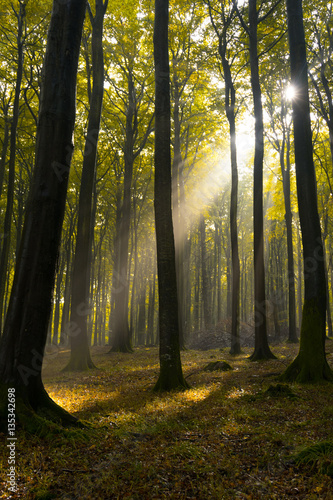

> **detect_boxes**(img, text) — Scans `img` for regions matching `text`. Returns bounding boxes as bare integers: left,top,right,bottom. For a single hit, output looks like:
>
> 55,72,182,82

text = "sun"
285,84,297,101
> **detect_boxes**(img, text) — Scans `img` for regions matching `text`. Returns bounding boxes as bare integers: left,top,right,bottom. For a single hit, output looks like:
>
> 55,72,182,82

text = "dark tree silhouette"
64,0,108,371
153,0,189,391
0,1,26,333
0,0,87,429
281,0,333,382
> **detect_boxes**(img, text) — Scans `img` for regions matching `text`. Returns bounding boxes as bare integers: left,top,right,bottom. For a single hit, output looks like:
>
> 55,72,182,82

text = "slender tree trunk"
153,0,188,391
0,107,10,200
248,0,275,360
283,129,298,342
147,266,156,346
108,180,122,343
0,2,26,333
223,58,241,354
172,76,186,349
0,0,87,429
282,0,332,382
199,215,211,330
60,221,74,345
64,0,107,371
109,70,135,353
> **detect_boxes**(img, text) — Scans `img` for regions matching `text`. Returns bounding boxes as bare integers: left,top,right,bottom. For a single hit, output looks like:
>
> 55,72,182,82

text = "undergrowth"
1,343,333,499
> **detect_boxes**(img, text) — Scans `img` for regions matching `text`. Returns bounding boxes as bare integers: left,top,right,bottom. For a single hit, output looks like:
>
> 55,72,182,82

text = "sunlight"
143,384,217,417
285,83,297,101
236,130,253,175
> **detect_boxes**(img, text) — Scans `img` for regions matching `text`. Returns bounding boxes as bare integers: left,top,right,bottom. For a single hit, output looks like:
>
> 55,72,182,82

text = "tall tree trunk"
153,0,188,391
0,105,10,200
248,0,275,360
222,54,241,354
64,0,107,371
108,180,122,343
109,70,135,353
172,75,185,349
283,129,298,343
60,219,75,345
0,0,87,429
282,0,333,382
199,215,211,330
147,265,156,346
0,2,26,333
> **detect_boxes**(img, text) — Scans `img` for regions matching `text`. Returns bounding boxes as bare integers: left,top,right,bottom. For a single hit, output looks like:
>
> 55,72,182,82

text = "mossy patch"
203,361,233,372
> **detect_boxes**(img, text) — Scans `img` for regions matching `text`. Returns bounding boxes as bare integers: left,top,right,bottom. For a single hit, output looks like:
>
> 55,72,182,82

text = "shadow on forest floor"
1,342,333,499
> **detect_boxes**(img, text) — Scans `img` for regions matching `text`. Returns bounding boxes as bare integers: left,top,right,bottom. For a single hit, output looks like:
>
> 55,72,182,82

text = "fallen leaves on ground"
1,343,333,499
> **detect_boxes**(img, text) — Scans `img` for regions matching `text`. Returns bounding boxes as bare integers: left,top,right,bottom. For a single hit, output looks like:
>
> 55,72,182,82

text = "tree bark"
64,0,107,371
199,214,211,330
172,72,186,349
109,69,135,353
0,1,26,333
248,0,275,360
281,0,333,382
153,0,188,391
0,0,87,430
216,22,241,353
283,129,298,343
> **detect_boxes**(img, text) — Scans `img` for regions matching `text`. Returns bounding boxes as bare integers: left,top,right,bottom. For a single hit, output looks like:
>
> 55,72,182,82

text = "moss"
281,298,333,383
204,361,233,372
0,383,87,437
264,383,297,398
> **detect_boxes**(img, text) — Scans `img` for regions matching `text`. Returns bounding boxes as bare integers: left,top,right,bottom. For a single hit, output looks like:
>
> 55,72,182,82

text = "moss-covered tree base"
108,344,133,354
281,299,333,383
153,372,190,392
249,346,277,361
230,345,242,356
0,385,85,436
63,354,97,372
280,353,333,383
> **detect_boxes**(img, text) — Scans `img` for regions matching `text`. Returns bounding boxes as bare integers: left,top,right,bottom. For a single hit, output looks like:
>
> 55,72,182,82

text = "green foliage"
295,442,333,477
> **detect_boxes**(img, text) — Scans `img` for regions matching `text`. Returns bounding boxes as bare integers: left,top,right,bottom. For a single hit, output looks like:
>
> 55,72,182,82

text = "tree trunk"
283,129,298,343
64,0,107,371
223,54,241,354
153,0,188,392
0,106,10,200
199,214,211,330
172,74,186,349
109,70,135,353
0,2,25,333
281,0,333,383
248,0,275,361
0,0,87,430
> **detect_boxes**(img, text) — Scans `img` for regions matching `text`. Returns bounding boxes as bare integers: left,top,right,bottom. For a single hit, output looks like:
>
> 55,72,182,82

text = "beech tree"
0,0,87,428
64,0,108,371
281,0,333,382
153,0,189,391
0,0,26,333
206,0,241,354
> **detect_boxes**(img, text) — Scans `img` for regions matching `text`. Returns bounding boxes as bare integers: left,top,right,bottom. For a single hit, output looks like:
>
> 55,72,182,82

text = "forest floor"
1,341,333,499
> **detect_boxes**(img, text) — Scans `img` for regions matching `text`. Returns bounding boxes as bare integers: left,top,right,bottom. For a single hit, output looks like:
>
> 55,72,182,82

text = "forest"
0,0,333,498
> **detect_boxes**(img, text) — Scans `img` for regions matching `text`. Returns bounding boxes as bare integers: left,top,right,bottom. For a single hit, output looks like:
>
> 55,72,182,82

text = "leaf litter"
0,343,333,499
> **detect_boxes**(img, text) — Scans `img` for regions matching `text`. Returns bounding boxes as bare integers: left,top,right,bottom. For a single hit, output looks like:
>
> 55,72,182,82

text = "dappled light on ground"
1,343,333,499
